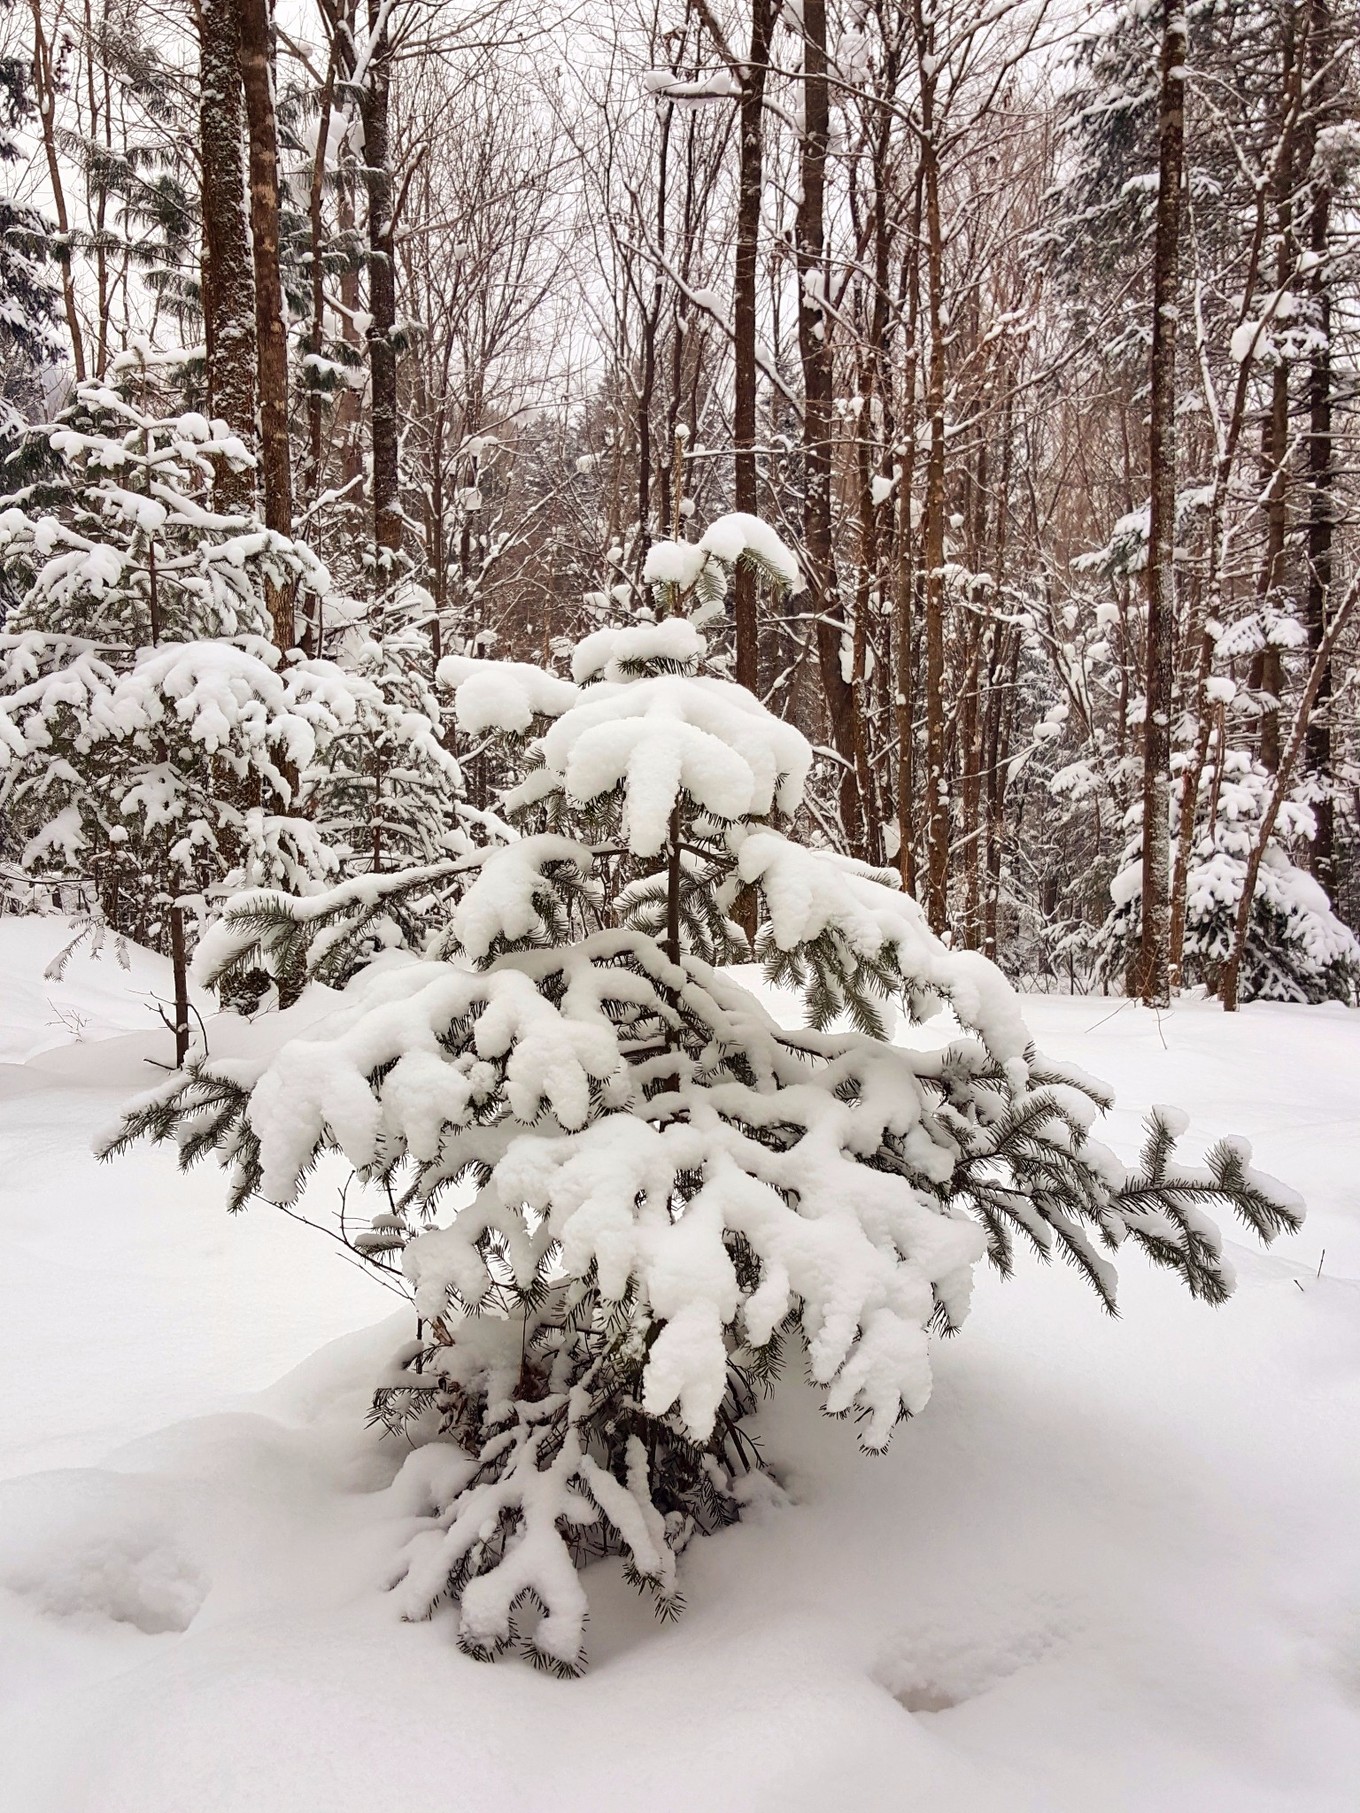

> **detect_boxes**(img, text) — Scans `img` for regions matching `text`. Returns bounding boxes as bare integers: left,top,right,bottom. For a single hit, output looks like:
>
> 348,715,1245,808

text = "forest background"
1,0,1357,1007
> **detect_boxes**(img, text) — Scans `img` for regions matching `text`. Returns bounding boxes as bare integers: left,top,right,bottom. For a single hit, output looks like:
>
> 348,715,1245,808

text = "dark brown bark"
847,94,896,871
913,0,948,930
1251,365,1289,772
1138,0,1186,1008
732,0,773,696
169,903,190,1066
305,26,345,527
665,803,682,969
199,0,257,512
894,171,923,896
1303,0,1336,898
81,1,111,378
984,629,1020,963
797,0,859,845
1252,7,1301,775
981,383,1014,961
361,0,402,571
29,0,86,381
959,407,988,947
236,0,295,646
635,93,673,564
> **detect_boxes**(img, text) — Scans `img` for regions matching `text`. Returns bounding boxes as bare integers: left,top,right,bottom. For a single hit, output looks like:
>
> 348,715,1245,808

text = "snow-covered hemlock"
106,520,1302,1674
307,629,470,874
0,354,306,643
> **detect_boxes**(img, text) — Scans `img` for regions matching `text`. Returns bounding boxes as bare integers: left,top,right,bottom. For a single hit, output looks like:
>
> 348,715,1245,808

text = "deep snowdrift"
0,921,1357,1811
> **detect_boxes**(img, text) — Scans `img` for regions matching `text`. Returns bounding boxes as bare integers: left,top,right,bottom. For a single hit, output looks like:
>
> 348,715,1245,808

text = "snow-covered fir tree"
0,11,59,450
106,514,1302,1673
0,349,347,940
296,612,505,956
307,620,470,877
1096,738,1360,1004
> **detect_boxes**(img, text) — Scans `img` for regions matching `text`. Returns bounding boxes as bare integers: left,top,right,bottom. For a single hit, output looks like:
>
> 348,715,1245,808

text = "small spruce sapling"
105,514,1303,1674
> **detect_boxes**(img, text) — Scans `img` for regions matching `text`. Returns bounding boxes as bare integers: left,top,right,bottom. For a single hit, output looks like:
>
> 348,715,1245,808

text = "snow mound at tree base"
3,1257,1359,1813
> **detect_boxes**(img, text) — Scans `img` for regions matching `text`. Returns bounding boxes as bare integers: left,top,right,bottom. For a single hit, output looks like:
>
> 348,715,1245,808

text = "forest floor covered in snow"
0,918,1357,1812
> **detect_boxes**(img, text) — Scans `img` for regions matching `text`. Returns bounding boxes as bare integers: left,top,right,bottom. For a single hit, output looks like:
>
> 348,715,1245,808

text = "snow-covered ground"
1,920,1357,1811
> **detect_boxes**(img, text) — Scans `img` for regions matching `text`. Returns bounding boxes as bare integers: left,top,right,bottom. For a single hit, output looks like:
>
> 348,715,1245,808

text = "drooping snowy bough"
105,517,1302,1674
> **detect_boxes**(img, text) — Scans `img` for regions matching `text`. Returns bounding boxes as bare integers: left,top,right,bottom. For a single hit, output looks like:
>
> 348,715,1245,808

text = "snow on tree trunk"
732,0,772,700
912,0,950,934
1303,0,1338,902
796,0,860,854
1139,0,1186,1009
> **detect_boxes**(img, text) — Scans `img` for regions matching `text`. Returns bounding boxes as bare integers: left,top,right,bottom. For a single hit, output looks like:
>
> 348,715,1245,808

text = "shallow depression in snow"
874,1597,1071,1714
0,1469,209,1635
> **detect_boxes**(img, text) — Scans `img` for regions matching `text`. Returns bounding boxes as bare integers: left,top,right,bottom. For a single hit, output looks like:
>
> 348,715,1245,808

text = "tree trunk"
913,0,949,931
361,0,403,576
894,171,923,896
336,143,365,492
635,92,673,567
305,28,344,530
1251,367,1289,772
81,2,111,378
28,0,86,381
235,0,295,647
169,902,190,1066
199,0,257,513
1251,7,1300,775
1138,0,1186,1008
1303,0,1336,899
732,0,773,697
796,0,859,847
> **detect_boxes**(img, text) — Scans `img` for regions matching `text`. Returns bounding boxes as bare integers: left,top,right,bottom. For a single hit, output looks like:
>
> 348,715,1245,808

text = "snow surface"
0,917,205,1065
1,926,1358,1810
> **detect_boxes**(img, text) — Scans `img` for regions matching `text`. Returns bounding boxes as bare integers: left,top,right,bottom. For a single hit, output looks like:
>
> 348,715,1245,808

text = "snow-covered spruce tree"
105,515,1302,1673
0,349,348,942
294,614,506,960
1096,739,1360,1005
306,622,469,875
0,346,273,640
0,13,59,451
